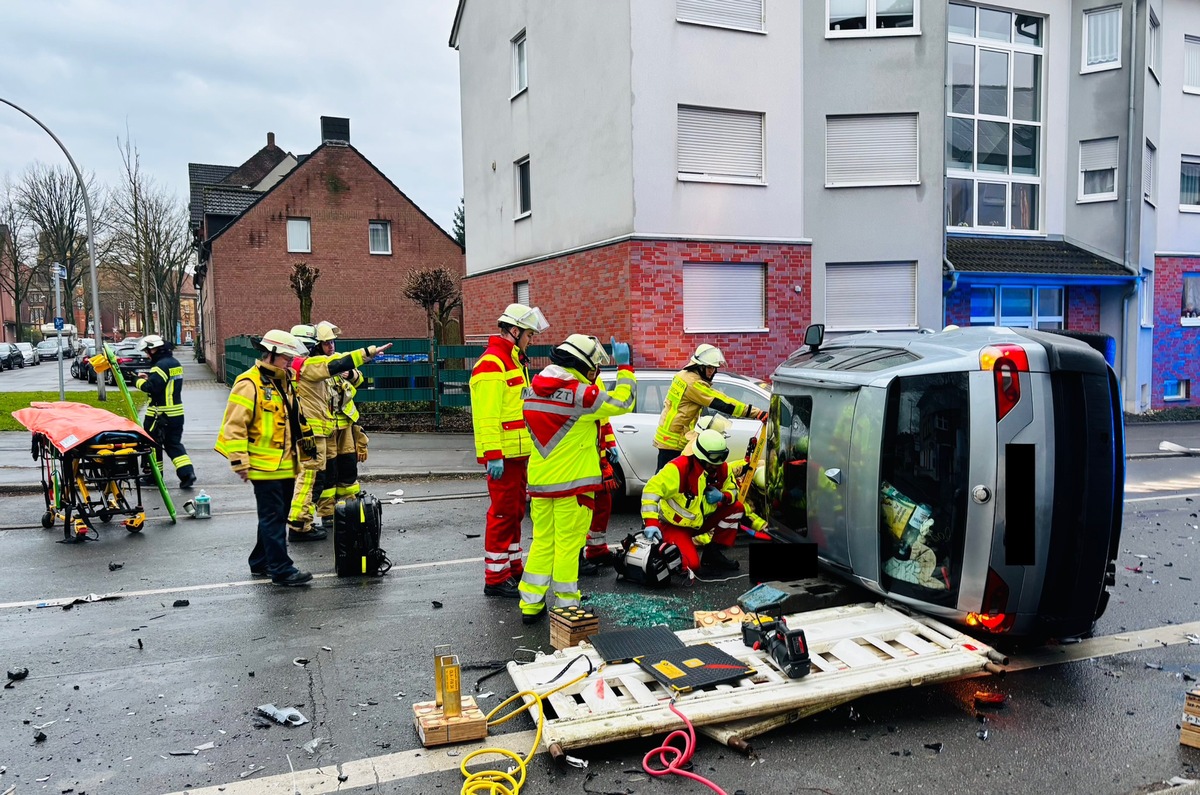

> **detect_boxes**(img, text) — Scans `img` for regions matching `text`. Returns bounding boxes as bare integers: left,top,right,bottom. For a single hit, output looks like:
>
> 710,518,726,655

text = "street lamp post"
0,97,107,399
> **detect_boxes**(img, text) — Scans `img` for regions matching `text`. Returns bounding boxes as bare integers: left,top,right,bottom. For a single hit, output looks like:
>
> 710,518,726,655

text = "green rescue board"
104,343,176,523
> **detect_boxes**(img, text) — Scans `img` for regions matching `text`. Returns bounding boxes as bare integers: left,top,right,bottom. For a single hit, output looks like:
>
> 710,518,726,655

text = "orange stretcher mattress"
12,401,153,454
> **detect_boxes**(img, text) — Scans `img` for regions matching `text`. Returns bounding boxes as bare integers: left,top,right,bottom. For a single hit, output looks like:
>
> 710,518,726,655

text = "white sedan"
600,368,770,505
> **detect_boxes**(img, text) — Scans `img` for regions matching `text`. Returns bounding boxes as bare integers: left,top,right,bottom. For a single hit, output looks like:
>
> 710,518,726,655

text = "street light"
0,97,106,399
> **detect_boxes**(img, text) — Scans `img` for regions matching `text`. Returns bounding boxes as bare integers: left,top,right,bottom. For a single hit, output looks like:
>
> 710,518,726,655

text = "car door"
607,375,670,485
705,377,770,464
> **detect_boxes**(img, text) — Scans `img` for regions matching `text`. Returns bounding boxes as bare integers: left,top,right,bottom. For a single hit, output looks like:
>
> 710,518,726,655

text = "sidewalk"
0,349,1197,493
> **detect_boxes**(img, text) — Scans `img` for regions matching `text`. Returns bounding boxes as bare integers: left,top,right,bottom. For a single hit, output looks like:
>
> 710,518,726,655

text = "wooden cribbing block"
550,605,600,650
693,605,748,629
413,696,487,747
1180,689,1200,749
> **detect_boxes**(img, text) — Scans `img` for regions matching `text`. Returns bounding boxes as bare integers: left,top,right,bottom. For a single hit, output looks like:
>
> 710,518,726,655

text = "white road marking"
0,557,482,610
164,619,1200,795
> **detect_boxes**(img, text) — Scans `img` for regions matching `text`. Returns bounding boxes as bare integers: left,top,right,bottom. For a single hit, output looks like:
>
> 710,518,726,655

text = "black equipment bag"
334,493,391,577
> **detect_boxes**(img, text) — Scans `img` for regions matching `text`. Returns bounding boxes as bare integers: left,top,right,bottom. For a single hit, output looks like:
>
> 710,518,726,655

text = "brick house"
189,117,464,378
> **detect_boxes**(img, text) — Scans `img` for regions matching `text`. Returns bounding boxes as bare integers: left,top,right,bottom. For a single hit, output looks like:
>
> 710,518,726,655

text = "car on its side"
35,339,71,362
15,342,38,367
0,342,24,370
599,367,771,504
765,324,1123,641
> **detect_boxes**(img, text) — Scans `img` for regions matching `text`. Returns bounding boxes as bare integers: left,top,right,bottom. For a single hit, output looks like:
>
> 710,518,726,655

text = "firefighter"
287,322,390,542
579,419,619,575
652,344,768,472
468,303,550,598
641,428,744,576
329,364,367,506
518,335,635,624
215,329,315,586
135,334,195,488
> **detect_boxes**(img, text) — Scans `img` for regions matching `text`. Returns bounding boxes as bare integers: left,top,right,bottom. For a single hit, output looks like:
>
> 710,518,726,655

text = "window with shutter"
677,106,765,183
826,262,916,331
1181,156,1200,210
1187,37,1200,93
1079,138,1119,201
682,262,766,332
1083,6,1121,72
1143,141,1155,203
1147,9,1161,78
677,0,763,32
514,281,530,306
826,114,919,187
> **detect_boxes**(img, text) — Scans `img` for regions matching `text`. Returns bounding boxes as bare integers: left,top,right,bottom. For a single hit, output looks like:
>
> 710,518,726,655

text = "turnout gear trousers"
484,455,528,585
136,352,193,482
660,501,743,573
519,493,594,616
144,414,193,484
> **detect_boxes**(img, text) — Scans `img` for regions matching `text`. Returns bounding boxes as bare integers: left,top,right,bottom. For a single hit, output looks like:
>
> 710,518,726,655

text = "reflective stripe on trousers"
519,493,593,615
585,488,613,558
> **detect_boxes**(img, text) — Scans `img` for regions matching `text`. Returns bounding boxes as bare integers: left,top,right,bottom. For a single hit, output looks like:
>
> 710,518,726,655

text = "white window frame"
368,221,391,255
514,156,531,220
511,30,527,98
826,0,921,39
1143,140,1156,205
1078,137,1120,203
826,113,920,187
1181,155,1200,213
286,217,311,253
1182,274,1200,326
1082,6,1122,74
1141,269,1154,328
968,285,1064,329
1186,36,1200,94
826,262,917,331
676,0,765,33
1147,8,1161,81
682,262,767,333
1164,378,1190,402
514,280,530,306
677,105,766,185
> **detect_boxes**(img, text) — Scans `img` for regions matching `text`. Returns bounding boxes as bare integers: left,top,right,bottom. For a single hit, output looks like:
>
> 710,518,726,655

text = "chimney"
320,116,350,147
267,132,276,148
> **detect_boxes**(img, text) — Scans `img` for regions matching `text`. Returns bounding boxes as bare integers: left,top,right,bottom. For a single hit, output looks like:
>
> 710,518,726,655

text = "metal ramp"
507,602,1006,753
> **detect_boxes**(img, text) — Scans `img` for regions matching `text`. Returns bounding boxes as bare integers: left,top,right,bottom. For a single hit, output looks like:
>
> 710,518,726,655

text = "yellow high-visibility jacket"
469,335,531,462
641,454,736,534
331,369,365,429
653,369,756,452
215,360,306,481
523,365,636,498
135,352,185,418
293,348,368,436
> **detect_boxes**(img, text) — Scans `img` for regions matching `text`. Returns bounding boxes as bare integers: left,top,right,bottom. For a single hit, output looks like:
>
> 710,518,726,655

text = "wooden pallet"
507,602,1003,753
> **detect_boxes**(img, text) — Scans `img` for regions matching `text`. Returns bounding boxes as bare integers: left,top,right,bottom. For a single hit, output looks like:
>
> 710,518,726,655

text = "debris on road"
257,704,309,726
432,600,444,609
6,666,29,681
37,592,121,610
168,749,197,756
974,691,1008,708
108,561,124,571
302,737,327,755
924,742,943,753
195,741,216,751
293,658,309,667
172,599,189,608
33,730,47,742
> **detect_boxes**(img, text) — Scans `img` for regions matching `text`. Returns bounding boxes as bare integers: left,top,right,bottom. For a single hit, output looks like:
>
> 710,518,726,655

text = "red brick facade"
1152,255,1200,409
201,145,463,376
463,239,811,380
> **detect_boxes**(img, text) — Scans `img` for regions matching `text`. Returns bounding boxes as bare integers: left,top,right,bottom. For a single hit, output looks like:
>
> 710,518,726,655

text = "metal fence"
223,336,558,425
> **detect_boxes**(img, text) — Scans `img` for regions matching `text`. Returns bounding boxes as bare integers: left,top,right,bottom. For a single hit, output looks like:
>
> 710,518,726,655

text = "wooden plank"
864,635,911,660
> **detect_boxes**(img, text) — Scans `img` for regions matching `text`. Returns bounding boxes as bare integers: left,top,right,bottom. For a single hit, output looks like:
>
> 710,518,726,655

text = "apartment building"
452,1,1197,410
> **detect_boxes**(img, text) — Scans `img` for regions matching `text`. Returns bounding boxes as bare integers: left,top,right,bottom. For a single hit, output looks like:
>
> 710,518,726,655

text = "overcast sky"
0,0,463,231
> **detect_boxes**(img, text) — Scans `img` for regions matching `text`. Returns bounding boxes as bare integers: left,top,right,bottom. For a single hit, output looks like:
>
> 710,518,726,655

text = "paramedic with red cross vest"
468,304,550,599
517,335,636,624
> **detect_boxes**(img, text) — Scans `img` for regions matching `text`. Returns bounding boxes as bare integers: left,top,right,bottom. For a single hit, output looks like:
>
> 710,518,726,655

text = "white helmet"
137,334,166,352
695,414,732,435
498,303,550,334
257,329,308,357
691,429,730,466
289,324,317,347
552,334,611,373
689,344,726,369
753,465,766,491
315,321,341,342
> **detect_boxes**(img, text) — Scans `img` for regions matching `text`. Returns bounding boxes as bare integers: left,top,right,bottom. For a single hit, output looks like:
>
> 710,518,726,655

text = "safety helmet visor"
500,304,550,334
692,429,730,466
315,321,341,342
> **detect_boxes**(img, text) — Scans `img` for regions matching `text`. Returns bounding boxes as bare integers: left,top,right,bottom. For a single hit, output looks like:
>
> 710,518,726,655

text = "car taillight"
979,344,1028,420
966,567,1015,633
118,357,132,364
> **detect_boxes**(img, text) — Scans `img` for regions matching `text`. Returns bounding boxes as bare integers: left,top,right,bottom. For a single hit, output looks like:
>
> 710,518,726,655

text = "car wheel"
70,364,79,378
88,369,96,384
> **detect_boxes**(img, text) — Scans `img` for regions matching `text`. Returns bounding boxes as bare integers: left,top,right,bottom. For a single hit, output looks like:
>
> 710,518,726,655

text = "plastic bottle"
194,490,211,519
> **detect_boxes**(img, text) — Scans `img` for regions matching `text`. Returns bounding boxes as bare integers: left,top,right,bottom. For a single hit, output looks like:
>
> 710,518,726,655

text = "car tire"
70,364,79,379
88,369,96,384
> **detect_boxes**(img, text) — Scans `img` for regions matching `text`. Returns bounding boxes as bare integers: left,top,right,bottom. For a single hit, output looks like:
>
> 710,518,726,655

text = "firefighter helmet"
689,344,726,369
552,334,611,374
289,324,317,347
692,429,730,465
137,334,166,352
257,329,308,357
498,304,550,333
315,321,341,342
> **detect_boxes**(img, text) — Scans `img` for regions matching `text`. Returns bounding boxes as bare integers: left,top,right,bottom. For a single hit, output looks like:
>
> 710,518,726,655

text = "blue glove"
643,525,662,543
610,336,631,366
704,487,723,505
486,459,505,480
607,446,619,464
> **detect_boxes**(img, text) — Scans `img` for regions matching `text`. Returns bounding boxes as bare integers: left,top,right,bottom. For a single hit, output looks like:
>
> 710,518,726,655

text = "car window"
637,380,669,415
711,381,765,411
765,393,812,535
783,346,921,371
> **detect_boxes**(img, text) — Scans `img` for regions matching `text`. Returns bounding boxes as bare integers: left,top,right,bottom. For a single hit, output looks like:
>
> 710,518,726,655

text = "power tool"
612,532,683,587
742,614,811,679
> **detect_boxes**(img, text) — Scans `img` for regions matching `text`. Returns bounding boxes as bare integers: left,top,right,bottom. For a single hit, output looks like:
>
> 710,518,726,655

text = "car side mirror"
803,324,825,352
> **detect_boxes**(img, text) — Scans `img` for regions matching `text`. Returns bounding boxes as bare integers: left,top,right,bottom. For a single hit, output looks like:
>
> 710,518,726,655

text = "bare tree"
0,179,41,341
403,265,463,342
289,262,321,324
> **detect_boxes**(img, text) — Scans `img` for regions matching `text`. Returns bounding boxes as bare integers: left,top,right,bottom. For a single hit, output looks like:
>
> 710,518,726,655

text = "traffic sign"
53,317,64,331
52,265,66,280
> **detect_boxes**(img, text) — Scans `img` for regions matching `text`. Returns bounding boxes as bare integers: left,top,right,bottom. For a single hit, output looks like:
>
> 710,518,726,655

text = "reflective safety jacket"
524,364,636,498
469,335,532,463
331,369,365,429
292,349,367,436
136,351,184,419
641,454,737,534
215,360,305,481
653,369,755,452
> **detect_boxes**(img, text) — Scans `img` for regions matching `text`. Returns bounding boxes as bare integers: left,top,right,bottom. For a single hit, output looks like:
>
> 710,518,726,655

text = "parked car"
599,368,771,503
108,342,150,385
0,342,24,370
72,340,98,381
765,325,1123,641
36,339,71,362
15,342,38,366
